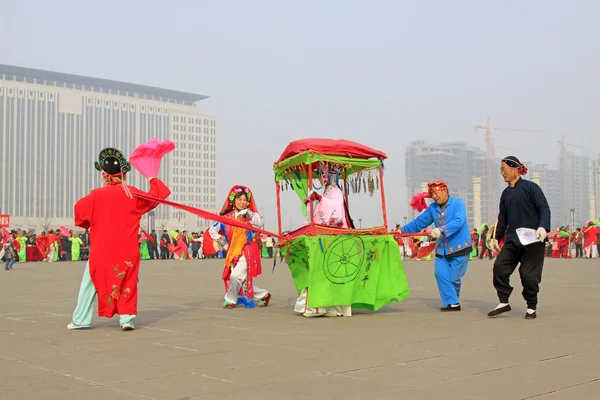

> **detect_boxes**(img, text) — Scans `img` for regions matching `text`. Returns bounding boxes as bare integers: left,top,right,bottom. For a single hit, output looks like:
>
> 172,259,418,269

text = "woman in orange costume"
209,185,271,309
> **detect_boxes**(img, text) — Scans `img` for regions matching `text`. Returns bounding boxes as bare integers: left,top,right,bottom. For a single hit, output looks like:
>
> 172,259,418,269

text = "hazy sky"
2,1,599,230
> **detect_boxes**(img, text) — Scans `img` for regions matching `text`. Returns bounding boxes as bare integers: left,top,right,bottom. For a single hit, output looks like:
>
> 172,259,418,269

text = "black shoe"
440,304,461,312
525,311,537,319
487,304,511,317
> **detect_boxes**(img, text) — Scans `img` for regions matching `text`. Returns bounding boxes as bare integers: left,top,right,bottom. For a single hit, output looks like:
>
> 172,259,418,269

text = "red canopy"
276,139,387,163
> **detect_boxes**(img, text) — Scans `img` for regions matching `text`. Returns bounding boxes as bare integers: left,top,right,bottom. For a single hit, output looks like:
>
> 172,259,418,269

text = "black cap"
502,156,522,168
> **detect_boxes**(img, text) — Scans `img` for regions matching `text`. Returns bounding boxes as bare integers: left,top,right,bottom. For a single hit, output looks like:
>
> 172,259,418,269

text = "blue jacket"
401,196,472,257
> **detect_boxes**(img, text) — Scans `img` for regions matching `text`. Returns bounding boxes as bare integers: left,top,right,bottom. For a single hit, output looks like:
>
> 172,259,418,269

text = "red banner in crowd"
0,214,9,227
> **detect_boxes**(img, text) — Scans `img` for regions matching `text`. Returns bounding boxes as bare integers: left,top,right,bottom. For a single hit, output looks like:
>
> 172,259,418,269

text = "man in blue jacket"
401,181,472,311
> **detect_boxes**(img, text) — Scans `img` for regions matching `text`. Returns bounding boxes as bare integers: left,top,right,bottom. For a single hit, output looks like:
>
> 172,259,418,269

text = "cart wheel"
323,236,364,284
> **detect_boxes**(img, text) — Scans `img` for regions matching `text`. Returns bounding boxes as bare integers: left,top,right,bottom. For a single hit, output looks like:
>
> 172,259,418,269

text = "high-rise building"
0,64,217,232
588,157,600,222
528,164,562,228
405,140,502,229
558,152,590,227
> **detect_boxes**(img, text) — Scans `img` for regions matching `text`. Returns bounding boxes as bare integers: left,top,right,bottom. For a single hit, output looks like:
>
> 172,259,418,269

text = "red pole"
309,166,314,225
379,165,388,229
275,180,282,235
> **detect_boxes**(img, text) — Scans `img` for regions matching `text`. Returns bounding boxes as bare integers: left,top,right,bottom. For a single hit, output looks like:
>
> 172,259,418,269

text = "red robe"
74,179,170,318
173,237,190,260
36,235,49,258
583,226,600,248
202,229,217,257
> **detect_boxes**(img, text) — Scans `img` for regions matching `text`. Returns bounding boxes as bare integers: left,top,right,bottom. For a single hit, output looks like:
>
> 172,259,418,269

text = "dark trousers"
493,242,545,309
160,246,169,259
149,245,159,259
479,246,492,259
267,247,273,258
575,244,583,258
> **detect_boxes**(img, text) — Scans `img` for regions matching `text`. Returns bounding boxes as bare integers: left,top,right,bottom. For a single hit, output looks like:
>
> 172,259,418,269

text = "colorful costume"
15,235,27,262
69,236,84,261
68,146,171,330
139,237,150,260
583,223,600,258
36,234,49,260
172,235,190,260
557,229,572,258
209,185,271,308
295,167,353,317
402,181,472,309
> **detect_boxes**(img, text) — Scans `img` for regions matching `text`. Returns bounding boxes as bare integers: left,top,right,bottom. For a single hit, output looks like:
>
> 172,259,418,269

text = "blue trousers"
434,254,469,306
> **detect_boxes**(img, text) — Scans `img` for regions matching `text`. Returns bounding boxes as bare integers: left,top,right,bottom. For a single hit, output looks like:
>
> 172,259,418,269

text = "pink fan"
59,226,71,236
410,192,431,212
129,138,175,178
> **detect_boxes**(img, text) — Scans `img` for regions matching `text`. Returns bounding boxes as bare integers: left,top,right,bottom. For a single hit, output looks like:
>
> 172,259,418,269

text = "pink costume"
295,181,352,317
314,184,348,228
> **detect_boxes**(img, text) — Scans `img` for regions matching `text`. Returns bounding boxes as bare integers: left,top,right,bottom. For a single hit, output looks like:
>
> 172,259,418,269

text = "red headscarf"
219,185,259,215
410,180,448,212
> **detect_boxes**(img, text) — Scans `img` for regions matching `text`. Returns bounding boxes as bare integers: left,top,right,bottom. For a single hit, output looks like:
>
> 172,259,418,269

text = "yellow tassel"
323,238,329,251
375,248,381,261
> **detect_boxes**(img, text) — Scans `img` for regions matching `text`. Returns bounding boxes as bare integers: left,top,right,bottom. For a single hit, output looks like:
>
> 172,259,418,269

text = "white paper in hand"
516,228,541,246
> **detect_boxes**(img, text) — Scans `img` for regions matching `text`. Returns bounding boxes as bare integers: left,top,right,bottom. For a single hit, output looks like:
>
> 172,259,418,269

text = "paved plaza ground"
1,256,599,399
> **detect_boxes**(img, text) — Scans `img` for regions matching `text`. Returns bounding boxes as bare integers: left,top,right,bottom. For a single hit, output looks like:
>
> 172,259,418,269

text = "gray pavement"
1,256,599,400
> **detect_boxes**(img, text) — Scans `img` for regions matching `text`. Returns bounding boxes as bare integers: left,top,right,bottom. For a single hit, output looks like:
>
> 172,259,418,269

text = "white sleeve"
208,221,222,240
250,212,264,229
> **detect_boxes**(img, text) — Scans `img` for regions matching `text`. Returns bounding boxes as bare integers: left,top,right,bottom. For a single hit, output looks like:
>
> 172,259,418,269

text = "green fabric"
274,152,382,216
140,241,150,260
16,237,27,262
273,152,382,178
559,231,571,238
69,237,83,261
470,246,477,259
283,234,410,311
282,168,310,216
261,242,269,258
53,240,59,261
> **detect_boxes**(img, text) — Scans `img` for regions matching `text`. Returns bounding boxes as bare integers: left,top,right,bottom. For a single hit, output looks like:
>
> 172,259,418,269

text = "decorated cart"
273,139,410,311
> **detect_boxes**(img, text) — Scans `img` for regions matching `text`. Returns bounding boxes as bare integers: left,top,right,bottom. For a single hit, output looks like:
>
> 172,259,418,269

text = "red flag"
140,227,155,243
417,241,436,259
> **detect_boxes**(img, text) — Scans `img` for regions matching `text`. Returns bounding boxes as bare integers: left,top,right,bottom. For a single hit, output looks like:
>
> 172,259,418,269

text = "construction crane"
558,135,585,224
473,117,545,223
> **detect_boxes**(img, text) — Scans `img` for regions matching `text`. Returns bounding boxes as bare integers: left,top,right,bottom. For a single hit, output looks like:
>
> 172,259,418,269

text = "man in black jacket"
487,156,550,320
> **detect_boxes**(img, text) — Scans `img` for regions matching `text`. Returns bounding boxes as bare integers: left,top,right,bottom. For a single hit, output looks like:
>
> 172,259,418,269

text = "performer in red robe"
67,147,170,331
172,234,190,260
583,222,600,258
36,232,49,260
